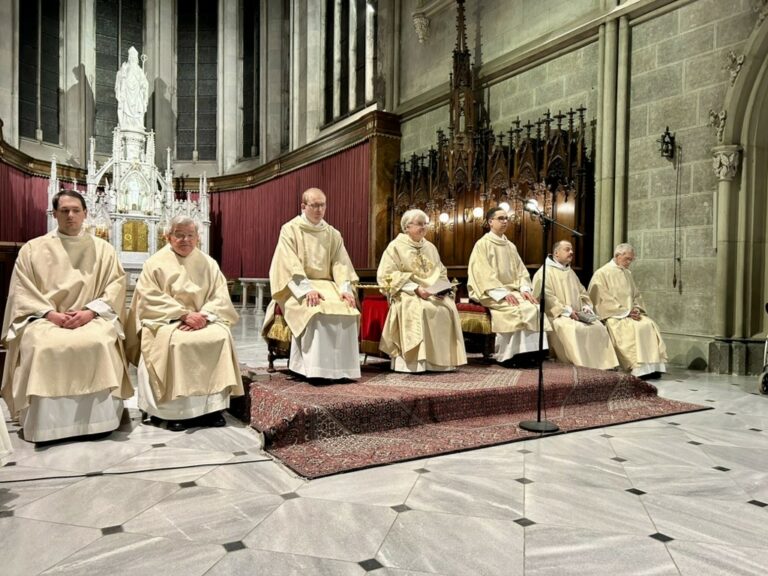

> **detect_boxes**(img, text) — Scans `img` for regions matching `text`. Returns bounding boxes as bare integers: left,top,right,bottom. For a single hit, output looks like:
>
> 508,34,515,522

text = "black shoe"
167,420,186,432
206,411,226,427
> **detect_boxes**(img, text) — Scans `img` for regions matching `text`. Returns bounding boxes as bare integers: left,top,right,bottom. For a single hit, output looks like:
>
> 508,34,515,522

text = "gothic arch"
716,16,768,339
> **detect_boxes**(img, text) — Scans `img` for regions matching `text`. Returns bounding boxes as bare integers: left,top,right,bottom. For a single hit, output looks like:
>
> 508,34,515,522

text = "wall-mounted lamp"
438,212,450,224
498,201,510,212
658,126,675,160
463,206,485,223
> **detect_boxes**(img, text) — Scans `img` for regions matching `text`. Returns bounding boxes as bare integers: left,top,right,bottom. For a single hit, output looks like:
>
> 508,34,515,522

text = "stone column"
269,0,288,157
348,0,357,109
217,0,239,173
366,0,376,104
0,0,17,144
613,16,629,244
712,144,741,339
333,0,342,119
597,19,618,265
145,0,175,167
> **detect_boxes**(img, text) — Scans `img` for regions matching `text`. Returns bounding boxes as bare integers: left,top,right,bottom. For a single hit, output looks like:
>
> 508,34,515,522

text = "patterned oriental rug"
247,360,709,479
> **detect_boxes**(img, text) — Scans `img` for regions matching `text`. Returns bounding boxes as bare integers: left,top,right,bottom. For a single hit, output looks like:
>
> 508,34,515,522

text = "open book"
424,278,454,297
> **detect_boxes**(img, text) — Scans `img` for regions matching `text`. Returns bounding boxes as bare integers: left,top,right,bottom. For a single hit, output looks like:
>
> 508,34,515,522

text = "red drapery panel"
0,160,49,242
210,142,370,278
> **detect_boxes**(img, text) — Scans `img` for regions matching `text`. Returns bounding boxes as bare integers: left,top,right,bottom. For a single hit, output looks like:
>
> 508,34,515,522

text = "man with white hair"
532,240,619,370
377,209,466,372
128,215,243,431
588,243,667,378
267,187,360,380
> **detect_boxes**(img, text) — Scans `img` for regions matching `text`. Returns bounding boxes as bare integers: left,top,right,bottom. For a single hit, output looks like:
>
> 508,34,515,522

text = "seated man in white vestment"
128,216,244,432
377,209,467,373
268,188,361,380
467,207,551,366
1,190,132,443
532,241,619,370
588,243,667,378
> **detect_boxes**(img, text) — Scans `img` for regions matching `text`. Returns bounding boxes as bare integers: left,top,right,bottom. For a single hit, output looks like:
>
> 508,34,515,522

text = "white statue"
115,47,149,130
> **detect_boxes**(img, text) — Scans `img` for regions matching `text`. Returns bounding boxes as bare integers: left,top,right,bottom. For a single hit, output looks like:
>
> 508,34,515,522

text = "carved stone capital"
413,12,430,43
712,145,741,182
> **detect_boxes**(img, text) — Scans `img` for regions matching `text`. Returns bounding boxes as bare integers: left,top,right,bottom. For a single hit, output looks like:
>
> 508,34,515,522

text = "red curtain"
210,142,370,278
0,160,49,242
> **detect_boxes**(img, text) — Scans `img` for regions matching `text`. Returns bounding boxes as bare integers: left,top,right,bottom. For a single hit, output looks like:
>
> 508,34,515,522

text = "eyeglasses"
171,233,197,241
408,221,427,228
493,216,509,222
304,203,326,209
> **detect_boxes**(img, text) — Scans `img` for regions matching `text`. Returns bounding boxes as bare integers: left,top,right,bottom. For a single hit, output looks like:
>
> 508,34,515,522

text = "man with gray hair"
588,243,667,378
128,215,243,431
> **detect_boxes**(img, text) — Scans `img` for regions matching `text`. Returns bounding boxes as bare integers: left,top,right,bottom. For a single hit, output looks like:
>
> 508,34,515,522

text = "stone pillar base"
708,339,766,375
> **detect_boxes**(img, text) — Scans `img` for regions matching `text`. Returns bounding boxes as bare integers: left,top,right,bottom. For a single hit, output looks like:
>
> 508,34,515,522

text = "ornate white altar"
47,47,209,286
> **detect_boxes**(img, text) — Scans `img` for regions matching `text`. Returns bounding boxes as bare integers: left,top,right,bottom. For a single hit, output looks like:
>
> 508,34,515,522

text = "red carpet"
247,360,708,478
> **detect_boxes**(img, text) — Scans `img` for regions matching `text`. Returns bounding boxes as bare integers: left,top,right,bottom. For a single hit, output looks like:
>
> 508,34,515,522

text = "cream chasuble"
1,232,131,440
128,245,243,405
588,260,667,374
269,216,359,337
0,415,10,465
467,232,551,334
532,258,619,370
377,234,466,370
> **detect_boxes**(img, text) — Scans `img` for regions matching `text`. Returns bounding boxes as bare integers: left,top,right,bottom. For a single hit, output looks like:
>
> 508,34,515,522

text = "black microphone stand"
519,206,583,434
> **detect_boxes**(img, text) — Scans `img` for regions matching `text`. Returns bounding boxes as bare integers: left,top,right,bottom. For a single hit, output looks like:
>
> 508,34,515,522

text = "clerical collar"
399,232,425,248
487,231,508,245
55,228,86,238
301,213,325,228
609,259,626,270
546,256,569,270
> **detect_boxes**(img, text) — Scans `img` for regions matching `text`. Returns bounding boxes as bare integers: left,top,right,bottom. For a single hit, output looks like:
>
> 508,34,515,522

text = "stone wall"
396,0,763,370
626,0,755,367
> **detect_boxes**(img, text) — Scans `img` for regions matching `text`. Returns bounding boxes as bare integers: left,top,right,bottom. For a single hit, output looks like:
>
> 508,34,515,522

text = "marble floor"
2,314,768,576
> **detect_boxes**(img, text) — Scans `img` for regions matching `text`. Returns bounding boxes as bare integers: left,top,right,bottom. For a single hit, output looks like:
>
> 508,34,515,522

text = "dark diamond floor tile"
359,558,384,571
281,492,300,500
179,481,197,488
391,504,411,513
516,477,533,484
518,449,532,454
713,466,731,472
626,488,646,496
515,517,536,527
650,532,674,543
687,441,702,445
151,443,167,448
223,541,247,552
611,456,627,462
414,468,430,474
748,500,767,507
101,525,124,535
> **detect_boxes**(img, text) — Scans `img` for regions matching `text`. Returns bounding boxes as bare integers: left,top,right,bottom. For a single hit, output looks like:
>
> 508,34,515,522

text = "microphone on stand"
524,198,542,216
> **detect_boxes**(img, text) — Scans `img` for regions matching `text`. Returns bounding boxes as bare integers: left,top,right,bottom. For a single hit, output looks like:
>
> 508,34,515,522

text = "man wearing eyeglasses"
267,187,360,380
467,206,551,366
588,243,667,379
127,216,243,431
